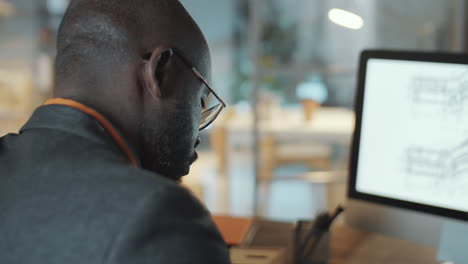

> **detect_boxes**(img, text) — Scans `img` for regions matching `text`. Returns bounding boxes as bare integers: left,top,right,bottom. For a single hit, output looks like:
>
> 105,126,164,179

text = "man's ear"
142,47,174,98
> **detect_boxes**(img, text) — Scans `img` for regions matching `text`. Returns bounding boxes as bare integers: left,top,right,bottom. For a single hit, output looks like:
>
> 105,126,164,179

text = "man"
0,0,229,263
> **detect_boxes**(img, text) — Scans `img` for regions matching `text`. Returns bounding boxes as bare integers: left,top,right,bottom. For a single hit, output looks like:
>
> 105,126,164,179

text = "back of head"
55,0,211,182
55,0,209,92
54,0,212,181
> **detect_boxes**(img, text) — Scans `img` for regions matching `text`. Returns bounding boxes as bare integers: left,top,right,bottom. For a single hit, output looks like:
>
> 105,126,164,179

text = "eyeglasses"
172,49,227,131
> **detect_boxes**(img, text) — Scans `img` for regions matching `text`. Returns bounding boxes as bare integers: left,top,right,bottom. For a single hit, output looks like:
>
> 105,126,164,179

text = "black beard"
138,112,196,182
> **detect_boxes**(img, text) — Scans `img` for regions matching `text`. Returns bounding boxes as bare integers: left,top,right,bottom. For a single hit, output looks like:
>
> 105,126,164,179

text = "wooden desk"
331,225,438,264
214,216,439,264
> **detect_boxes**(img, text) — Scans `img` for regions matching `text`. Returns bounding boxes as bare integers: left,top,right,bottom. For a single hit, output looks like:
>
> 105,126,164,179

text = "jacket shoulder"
103,173,230,264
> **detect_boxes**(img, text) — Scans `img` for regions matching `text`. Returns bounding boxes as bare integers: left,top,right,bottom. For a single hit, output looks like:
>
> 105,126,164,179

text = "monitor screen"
349,50,468,221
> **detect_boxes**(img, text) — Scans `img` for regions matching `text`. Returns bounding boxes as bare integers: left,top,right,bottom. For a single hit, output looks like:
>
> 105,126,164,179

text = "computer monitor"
347,50,468,260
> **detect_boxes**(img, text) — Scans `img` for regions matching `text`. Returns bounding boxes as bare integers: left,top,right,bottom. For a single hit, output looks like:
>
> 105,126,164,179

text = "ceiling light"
328,8,364,30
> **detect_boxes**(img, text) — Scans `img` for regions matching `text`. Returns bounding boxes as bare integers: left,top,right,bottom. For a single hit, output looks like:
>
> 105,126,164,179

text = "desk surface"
331,225,438,264
230,218,439,264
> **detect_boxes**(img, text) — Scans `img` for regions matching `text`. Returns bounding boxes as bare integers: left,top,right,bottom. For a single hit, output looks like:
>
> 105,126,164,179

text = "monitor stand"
438,220,468,263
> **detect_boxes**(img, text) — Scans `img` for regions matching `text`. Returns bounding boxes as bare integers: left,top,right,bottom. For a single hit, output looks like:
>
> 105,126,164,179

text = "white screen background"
356,59,468,212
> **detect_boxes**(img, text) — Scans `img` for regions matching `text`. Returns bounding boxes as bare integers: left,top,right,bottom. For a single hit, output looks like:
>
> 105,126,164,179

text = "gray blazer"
0,105,230,264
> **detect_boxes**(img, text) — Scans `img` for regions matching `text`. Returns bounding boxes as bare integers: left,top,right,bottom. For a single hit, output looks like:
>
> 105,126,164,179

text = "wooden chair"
258,133,334,181
256,134,337,217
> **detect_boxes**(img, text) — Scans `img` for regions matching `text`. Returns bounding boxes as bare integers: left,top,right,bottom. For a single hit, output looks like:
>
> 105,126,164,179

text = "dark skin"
54,0,211,181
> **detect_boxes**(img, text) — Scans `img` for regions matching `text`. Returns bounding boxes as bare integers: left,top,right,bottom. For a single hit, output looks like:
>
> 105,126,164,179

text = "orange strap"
44,98,138,167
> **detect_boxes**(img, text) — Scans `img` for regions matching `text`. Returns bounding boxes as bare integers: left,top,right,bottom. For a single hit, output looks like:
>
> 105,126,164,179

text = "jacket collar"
20,100,140,167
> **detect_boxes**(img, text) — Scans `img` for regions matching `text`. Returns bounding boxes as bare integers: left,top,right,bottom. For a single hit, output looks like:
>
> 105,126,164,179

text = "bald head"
54,0,213,180
55,0,209,88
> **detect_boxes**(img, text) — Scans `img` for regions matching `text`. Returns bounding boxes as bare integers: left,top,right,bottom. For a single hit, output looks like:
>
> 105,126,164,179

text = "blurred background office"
0,0,467,221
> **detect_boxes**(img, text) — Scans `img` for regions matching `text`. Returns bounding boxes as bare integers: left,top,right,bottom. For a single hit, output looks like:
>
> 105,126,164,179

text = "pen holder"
294,222,331,264
303,230,330,264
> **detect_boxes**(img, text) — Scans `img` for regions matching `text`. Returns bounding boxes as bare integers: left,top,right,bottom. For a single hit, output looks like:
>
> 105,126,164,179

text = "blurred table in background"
218,106,355,171
222,107,354,145
210,106,355,213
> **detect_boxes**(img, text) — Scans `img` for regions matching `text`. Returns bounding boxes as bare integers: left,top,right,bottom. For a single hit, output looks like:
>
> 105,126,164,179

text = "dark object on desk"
213,216,295,263
294,206,345,264
212,216,294,248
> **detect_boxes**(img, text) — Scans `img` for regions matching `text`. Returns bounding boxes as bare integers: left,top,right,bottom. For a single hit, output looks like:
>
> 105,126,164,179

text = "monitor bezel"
348,50,468,222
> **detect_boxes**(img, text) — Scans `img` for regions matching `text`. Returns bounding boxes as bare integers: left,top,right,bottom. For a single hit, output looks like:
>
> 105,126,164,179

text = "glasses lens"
203,92,219,110
199,104,224,130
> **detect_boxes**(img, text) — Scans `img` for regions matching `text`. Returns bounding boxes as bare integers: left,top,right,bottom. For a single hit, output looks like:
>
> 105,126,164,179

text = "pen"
301,205,345,262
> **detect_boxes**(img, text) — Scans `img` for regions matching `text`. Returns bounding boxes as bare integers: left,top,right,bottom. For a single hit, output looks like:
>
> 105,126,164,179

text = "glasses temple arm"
192,68,227,108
